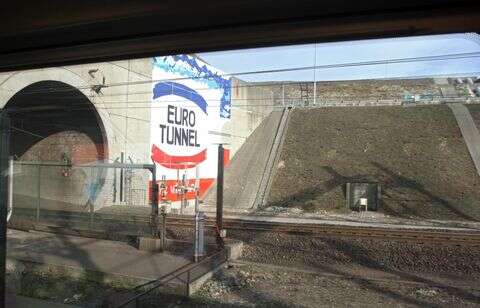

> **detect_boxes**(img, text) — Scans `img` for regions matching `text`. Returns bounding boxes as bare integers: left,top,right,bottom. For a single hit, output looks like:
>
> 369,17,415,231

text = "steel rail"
10,209,480,246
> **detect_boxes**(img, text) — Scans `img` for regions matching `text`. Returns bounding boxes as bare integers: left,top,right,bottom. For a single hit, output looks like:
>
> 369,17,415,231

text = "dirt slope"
266,105,480,221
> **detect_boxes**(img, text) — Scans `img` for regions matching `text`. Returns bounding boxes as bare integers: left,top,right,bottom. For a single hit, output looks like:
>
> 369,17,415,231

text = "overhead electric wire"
9,98,479,113
3,51,480,97
4,66,480,98
6,91,474,111
11,126,44,139
23,93,445,105
6,68,479,99
4,49,479,161
5,79,477,110
1,52,479,113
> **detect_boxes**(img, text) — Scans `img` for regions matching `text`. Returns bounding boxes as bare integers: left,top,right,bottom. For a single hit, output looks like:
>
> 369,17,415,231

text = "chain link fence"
10,161,154,237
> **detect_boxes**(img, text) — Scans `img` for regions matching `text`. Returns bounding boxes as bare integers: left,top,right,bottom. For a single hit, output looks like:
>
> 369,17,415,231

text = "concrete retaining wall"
0,58,274,210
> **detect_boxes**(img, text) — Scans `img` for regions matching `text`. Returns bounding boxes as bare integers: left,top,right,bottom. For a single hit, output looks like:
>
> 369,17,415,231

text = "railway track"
167,216,480,247
9,208,480,247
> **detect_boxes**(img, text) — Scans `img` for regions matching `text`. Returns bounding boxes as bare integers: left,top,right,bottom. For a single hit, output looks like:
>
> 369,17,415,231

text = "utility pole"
216,144,224,232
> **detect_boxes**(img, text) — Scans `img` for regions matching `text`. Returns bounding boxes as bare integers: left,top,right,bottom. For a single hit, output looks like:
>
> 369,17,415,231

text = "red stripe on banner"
151,144,206,169
223,148,230,166
149,178,215,202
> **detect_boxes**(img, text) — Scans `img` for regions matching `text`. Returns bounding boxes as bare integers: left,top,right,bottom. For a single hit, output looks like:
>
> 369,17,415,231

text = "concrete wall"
226,78,274,157
0,59,153,209
0,58,274,210
0,60,153,164
3,65,479,212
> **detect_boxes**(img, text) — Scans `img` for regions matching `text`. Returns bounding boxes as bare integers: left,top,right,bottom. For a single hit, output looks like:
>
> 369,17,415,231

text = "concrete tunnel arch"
6,80,108,163
0,68,117,211
0,68,116,157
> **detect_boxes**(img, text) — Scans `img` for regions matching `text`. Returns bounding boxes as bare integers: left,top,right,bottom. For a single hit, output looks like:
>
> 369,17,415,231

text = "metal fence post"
7,157,13,223
0,112,10,308
89,167,94,229
36,164,41,222
194,211,205,262
160,207,166,250
150,164,159,238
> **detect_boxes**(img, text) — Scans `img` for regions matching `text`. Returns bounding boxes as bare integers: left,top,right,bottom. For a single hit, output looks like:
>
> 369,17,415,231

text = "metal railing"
115,249,228,308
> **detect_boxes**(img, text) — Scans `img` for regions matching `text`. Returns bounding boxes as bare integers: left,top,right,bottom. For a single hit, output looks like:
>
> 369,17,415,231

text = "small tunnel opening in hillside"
6,80,108,211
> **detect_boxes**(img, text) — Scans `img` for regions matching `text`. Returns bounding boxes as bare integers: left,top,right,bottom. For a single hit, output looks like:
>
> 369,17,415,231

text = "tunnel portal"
7,80,106,163
6,80,108,212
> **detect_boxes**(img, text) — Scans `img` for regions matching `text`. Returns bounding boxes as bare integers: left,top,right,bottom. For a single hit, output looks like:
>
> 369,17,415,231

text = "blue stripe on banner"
153,55,231,119
153,81,208,114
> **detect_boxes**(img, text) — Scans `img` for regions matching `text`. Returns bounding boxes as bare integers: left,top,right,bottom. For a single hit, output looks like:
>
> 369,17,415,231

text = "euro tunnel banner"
150,55,231,201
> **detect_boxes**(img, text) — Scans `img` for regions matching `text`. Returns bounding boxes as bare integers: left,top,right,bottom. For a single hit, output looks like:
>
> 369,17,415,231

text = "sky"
198,33,480,82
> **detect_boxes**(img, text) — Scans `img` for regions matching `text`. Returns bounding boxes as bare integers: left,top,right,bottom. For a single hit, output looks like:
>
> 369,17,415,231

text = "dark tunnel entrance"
6,80,108,212
7,81,107,163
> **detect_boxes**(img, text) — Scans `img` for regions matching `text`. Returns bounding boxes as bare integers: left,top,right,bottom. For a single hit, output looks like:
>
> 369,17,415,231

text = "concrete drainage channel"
200,107,291,210
114,239,243,304
255,106,291,208
109,238,243,307
112,249,228,308
6,225,243,307
7,248,232,308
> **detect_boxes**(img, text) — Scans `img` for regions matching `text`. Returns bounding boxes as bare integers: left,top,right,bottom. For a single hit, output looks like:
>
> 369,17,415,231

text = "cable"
11,126,44,139
2,81,455,107
0,73,459,99
4,51,480,96
8,99,470,112
108,61,152,80
5,68,479,102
